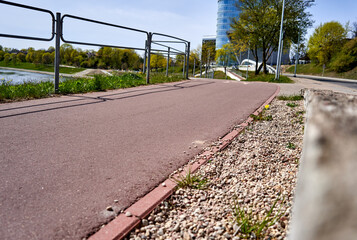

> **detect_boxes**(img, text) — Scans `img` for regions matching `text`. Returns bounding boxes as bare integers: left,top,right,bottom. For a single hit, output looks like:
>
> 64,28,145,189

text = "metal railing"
0,0,190,93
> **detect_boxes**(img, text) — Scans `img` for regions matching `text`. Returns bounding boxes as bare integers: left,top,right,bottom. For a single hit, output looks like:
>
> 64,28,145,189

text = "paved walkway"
0,79,278,240
278,76,357,96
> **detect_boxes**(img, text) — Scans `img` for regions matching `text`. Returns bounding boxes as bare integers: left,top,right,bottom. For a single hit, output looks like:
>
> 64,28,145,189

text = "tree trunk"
262,40,268,74
254,47,259,75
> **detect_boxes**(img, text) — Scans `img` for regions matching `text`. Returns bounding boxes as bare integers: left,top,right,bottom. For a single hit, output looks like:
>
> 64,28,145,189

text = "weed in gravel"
232,196,286,239
278,95,304,101
287,142,296,150
171,168,208,190
250,109,273,121
286,102,298,108
296,115,304,124
295,111,305,118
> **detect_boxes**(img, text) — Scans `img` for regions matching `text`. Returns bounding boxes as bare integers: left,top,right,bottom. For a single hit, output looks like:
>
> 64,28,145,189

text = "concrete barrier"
289,90,357,240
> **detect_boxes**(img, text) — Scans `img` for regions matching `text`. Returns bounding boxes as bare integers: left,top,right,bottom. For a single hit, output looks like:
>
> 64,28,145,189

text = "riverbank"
0,72,184,103
0,61,85,75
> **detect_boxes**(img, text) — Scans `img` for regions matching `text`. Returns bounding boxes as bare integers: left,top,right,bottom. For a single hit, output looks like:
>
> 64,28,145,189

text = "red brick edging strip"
89,85,281,240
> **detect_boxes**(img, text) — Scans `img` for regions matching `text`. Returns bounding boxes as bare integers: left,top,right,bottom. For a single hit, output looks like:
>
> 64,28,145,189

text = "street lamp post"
294,32,300,77
275,0,285,80
246,49,250,79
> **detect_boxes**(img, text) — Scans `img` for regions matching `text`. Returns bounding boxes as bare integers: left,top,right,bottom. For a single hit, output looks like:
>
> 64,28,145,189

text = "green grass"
250,109,273,121
0,72,184,102
243,72,294,83
213,70,233,80
277,95,304,101
287,142,296,150
0,80,54,101
285,63,357,80
0,61,85,74
286,102,297,108
233,196,286,238
171,168,208,190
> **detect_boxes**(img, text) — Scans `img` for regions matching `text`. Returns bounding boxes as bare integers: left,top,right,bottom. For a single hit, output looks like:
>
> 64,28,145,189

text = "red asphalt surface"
0,79,278,239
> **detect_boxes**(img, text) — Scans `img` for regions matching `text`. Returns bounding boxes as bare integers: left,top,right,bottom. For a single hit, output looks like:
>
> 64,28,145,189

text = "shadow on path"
0,80,214,119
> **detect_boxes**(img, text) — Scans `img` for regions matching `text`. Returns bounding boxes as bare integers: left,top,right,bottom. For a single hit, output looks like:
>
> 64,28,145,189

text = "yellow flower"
265,105,270,110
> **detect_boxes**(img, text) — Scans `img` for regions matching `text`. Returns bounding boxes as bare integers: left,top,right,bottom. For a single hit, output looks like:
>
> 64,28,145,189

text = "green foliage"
277,95,304,101
0,50,4,61
0,61,84,74
214,71,233,80
230,0,314,74
250,109,273,121
0,72,183,102
286,63,325,75
286,63,357,80
150,53,166,71
286,102,297,108
243,73,294,83
331,37,357,72
1,44,143,71
149,72,183,84
287,142,296,150
307,21,348,65
233,196,285,238
4,53,10,65
202,40,216,65
0,79,54,102
171,169,208,190
216,43,236,67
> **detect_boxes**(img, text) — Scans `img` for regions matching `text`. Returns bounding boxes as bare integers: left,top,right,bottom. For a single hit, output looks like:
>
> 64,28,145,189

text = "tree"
230,0,314,74
4,53,10,65
42,52,52,65
0,50,4,61
10,53,17,65
331,37,357,72
17,52,26,62
352,22,357,38
202,41,216,67
216,43,236,78
290,39,307,63
307,21,348,65
150,53,166,71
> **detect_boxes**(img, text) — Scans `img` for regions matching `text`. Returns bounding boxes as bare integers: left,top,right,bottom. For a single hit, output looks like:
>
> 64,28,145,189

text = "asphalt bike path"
0,78,277,239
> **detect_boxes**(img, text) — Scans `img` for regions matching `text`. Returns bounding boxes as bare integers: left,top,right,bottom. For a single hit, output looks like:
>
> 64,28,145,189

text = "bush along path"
125,97,305,240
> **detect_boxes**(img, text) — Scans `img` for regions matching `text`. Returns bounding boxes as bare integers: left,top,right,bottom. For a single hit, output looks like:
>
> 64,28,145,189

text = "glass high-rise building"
216,0,240,50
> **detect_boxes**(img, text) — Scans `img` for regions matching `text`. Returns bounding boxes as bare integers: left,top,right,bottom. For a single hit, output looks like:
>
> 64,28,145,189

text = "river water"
0,68,55,85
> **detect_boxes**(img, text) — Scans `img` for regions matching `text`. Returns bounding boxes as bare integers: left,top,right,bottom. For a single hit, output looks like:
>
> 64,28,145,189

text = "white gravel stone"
127,99,304,239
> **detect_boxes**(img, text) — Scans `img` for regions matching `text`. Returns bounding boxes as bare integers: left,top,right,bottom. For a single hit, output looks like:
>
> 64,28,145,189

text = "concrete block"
290,90,357,240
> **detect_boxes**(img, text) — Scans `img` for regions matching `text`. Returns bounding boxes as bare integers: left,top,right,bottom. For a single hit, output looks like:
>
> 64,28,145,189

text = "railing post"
54,12,61,93
146,33,152,84
183,54,186,78
193,58,196,77
143,40,147,74
185,42,190,79
166,47,170,77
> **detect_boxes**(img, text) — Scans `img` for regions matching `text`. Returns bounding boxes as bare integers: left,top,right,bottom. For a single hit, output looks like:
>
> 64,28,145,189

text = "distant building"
213,0,289,66
216,0,240,50
202,36,216,46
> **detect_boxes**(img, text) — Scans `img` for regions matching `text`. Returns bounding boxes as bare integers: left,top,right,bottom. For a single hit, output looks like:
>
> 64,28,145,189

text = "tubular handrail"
0,0,191,89
152,32,189,43
0,0,55,41
60,14,148,50
151,42,185,54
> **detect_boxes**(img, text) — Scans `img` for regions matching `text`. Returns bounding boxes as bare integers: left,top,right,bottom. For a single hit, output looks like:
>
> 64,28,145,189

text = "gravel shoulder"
126,98,305,240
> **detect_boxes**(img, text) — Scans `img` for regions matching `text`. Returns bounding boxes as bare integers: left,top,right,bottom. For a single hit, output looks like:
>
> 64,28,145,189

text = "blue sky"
0,0,356,53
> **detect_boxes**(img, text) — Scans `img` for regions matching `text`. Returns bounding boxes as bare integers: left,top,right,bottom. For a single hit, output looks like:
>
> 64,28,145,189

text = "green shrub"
331,38,357,73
